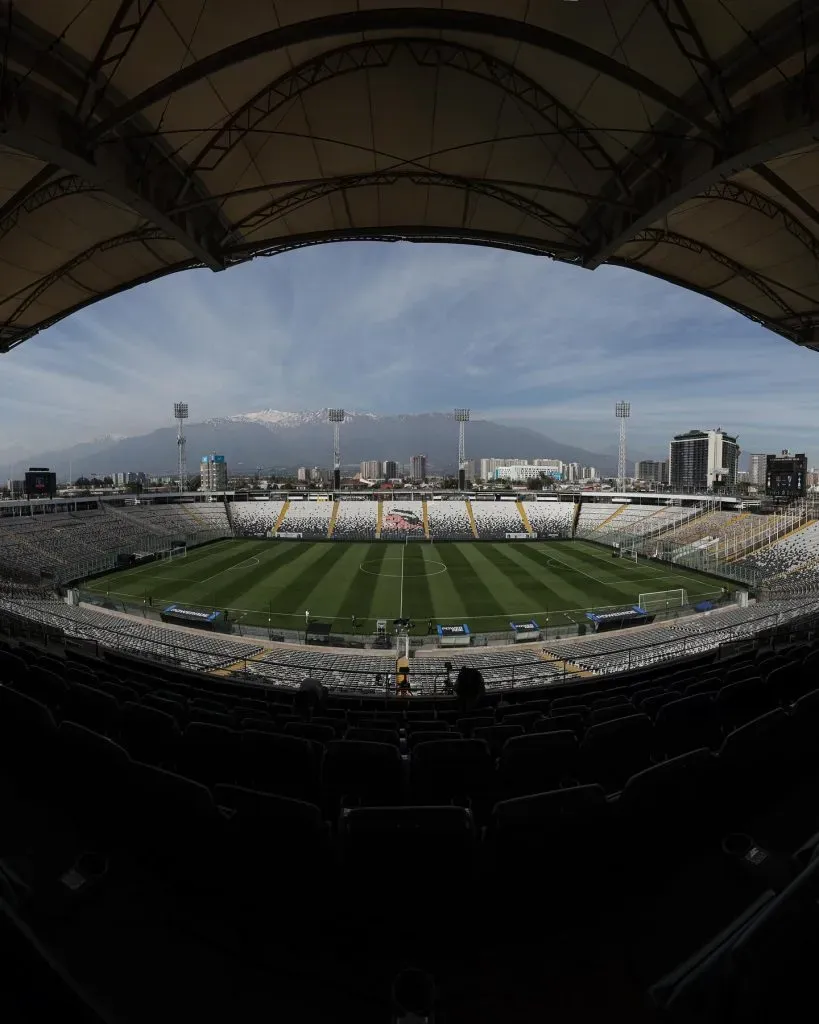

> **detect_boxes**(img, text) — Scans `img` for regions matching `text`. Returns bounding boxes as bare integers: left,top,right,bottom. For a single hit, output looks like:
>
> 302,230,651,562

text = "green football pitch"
83,538,730,636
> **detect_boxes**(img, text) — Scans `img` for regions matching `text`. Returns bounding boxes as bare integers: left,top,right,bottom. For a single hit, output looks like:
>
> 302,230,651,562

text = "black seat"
498,731,578,798
474,724,524,758
616,748,720,878
488,785,611,908
323,740,403,811
179,722,238,787
340,805,477,896
654,694,722,757
715,678,770,731
0,684,59,790
119,702,181,766
454,716,494,738
63,682,122,735
58,721,131,836
214,784,328,905
238,730,321,802
409,730,463,749
579,714,653,791
411,739,493,810
284,721,335,745
534,713,584,737
499,711,542,732
344,726,400,747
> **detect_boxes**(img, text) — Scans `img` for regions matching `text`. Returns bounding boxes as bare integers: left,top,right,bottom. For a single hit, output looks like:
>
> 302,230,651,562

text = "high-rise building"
634,460,668,484
383,460,398,480
200,454,228,490
765,450,807,499
669,430,739,491
410,454,427,481
748,453,770,487
297,466,308,483
360,460,382,481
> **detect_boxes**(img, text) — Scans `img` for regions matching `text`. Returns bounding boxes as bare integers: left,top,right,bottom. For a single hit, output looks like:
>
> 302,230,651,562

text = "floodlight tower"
455,409,470,490
174,402,188,493
615,401,630,492
328,409,345,490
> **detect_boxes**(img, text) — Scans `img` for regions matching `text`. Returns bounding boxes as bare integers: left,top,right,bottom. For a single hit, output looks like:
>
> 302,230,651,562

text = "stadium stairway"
465,500,478,539
327,501,340,538
422,500,430,539
376,502,383,539
273,500,290,534
595,504,628,531
516,500,534,536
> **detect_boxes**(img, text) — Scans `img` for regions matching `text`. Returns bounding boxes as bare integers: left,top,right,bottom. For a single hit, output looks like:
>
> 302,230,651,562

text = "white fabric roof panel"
0,0,817,350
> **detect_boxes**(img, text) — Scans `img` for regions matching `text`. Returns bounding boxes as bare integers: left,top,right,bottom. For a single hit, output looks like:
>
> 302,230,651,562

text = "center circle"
359,557,448,579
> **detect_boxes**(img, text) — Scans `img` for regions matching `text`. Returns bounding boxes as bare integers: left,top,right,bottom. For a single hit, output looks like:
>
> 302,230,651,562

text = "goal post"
638,589,688,613
157,545,186,561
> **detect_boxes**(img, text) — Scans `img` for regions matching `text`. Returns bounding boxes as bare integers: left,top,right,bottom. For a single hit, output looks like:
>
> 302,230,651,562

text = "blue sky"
1,240,818,467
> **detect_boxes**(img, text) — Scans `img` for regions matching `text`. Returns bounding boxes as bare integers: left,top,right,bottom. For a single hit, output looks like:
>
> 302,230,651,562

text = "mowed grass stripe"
457,544,541,617
335,543,389,625
267,542,352,619
420,544,469,623
511,543,602,610
400,544,438,627
203,542,317,611
437,543,506,620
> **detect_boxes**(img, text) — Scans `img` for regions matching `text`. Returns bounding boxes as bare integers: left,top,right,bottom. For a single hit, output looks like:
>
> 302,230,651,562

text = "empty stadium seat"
323,740,403,811
579,714,653,792
654,695,722,757
238,730,322,803
411,739,493,809
498,731,578,798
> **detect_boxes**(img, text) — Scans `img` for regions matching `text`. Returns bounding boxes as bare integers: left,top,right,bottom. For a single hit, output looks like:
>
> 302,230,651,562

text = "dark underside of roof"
1,1,818,352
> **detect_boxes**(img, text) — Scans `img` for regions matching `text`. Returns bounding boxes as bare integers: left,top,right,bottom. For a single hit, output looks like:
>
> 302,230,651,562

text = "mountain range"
12,409,620,479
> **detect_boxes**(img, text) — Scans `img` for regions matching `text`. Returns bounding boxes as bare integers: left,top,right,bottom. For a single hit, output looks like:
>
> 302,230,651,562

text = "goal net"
638,589,688,613
158,546,186,561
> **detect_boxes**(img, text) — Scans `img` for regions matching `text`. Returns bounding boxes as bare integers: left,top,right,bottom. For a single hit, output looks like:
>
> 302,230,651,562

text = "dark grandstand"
3,3,819,1022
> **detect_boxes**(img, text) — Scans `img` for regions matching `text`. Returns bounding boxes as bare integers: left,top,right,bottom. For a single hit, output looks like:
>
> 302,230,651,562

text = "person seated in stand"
397,669,412,697
295,676,327,719
454,665,487,712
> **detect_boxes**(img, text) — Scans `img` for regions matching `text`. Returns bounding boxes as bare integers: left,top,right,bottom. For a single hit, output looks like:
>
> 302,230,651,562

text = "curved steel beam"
180,37,626,201
622,228,798,320
229,170,587,246
582,0,819,266
0,11,229,269
1,226,169,330
88,8,720,143
224,224,584,263
607,259,819,348
700,181,819,261
0,174,98,244
75,0,158,125
1,85,226,270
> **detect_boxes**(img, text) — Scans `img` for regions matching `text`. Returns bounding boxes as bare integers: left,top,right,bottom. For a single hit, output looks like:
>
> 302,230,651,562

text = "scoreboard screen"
25,469,56,499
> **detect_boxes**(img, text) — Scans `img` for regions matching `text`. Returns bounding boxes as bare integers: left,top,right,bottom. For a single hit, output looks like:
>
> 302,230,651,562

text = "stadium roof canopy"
1,1,819,352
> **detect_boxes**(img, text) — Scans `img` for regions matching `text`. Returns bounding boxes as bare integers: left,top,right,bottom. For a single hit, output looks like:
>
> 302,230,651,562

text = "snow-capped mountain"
214,409,380,430
20,411,617,477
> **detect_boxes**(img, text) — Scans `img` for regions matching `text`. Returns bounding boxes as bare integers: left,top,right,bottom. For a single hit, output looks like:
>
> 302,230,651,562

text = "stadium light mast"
615,401,630,492
455,409,470,490
328,409,345,490
174,402,188,493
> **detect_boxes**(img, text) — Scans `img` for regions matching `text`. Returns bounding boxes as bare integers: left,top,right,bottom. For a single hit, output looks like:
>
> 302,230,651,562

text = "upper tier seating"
576,503,622,532
0,502,230,579
594,505,669,536
524,501,575,537
276,499,334,538
380,501,425,537
229,501,286,537
427,500,473,540
740,522,819,584
332,501,378,540
469,501,526,538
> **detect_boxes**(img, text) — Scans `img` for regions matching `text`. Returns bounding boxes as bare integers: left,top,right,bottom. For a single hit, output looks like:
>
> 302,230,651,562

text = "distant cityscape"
4,426,815,503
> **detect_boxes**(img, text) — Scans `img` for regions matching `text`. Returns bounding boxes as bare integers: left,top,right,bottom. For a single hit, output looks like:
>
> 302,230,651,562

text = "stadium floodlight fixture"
174,402,189,494
328,409,345,488
454,409,470,422
615,401,630,493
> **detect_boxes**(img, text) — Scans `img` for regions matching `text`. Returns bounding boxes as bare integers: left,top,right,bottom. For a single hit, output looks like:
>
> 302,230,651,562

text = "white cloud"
1,240,818,466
